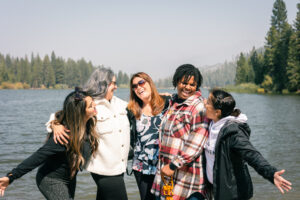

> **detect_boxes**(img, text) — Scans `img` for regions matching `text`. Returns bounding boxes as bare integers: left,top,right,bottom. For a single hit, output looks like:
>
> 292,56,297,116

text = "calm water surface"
0,89,299,200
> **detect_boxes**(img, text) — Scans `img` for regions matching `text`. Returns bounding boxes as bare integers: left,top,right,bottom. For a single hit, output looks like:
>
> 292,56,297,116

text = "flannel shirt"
151,90,210,200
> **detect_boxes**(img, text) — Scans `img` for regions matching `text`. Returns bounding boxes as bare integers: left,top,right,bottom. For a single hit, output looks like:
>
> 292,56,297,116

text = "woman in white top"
47,67,130,200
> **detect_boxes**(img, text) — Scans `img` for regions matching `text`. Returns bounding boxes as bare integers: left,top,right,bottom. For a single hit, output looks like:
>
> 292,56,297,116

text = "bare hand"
274,169,292,194
52,124,70,144
0,177,9,197
161,164,175,177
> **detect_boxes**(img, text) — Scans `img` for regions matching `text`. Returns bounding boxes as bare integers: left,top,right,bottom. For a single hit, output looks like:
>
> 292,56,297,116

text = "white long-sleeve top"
46,96,130,176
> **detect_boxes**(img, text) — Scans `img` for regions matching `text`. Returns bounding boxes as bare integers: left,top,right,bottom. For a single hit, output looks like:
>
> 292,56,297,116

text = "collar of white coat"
94,96,116,107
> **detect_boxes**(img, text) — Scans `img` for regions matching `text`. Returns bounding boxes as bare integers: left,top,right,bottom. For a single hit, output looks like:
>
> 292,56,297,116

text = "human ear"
215,109,222,119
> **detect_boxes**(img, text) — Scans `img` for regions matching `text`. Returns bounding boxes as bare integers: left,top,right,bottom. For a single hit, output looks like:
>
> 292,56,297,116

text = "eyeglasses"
132,79,146,90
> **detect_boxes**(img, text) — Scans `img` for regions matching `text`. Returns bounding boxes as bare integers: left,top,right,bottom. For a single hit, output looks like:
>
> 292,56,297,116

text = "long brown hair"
54,89,99,178
128,72,165,119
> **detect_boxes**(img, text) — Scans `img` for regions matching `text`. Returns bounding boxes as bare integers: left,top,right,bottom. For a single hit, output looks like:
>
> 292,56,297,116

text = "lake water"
0,88,299,200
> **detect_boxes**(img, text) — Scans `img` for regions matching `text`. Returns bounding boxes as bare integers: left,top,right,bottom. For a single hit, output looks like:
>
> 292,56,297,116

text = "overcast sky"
0,0,298,79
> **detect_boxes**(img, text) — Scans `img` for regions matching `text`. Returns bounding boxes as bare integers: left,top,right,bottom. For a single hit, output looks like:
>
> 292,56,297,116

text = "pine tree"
117,70,124,84
20,56,31,84
286,3,300,92
31,54,43,88
123,73,129,85
265,0,292,92
55,57,65,84
0,54,5,83
235,53,247,84
296,3,300,62
250,48,264,85
50,52,65,85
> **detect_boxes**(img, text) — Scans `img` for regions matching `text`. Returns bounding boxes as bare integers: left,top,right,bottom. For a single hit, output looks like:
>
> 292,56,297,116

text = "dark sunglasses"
132,79,146,90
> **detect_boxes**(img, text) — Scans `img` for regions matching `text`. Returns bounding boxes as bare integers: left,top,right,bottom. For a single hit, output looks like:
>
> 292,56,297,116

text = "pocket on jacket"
96,113,113,135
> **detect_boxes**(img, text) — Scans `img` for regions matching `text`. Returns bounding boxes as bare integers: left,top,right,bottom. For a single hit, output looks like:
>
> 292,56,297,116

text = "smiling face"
132,76,152,103
176,76,197,100
204,93,220,122
105,76,117,101
85,96,97,120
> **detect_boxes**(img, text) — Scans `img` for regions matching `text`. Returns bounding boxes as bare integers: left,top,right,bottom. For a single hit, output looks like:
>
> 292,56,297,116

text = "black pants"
36,172,76,200
133,170,155,200
91,173,128,200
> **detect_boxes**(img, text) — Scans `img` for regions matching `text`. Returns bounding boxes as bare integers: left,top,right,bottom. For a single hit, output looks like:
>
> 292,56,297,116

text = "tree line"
0,50,132,89
0,52,96,89
235,0,300,93
0,48,237,89
1,1,298,92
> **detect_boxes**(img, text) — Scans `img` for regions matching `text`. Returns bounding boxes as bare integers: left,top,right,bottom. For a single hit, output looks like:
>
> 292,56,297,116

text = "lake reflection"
0,89,299,200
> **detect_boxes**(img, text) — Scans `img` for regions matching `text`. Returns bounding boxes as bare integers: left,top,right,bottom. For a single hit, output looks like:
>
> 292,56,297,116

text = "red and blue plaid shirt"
151,90,210,200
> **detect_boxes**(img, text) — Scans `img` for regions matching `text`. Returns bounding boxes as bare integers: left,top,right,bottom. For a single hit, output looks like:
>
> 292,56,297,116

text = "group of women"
0,64,292,200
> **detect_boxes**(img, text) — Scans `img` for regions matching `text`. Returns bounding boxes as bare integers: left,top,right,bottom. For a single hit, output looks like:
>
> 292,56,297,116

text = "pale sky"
0,0,298,79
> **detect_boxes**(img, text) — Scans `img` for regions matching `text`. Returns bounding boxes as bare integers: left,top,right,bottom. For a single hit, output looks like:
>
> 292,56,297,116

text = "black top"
7,133,92,184
127,95,171,149
209,121,277,200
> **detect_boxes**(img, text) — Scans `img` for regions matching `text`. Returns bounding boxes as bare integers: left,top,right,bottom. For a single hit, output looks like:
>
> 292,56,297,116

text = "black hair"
172,64,203,90
210,88,241,118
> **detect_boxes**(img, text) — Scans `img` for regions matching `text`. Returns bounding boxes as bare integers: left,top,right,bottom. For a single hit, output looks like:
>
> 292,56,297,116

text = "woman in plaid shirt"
151,64,210,200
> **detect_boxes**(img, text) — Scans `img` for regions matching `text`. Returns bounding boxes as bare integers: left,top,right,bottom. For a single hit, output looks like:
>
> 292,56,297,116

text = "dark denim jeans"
186,192,205,200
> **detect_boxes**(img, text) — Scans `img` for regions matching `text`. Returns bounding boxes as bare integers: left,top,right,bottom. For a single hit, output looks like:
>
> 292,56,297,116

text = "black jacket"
210,121,277,200
7,133,92,184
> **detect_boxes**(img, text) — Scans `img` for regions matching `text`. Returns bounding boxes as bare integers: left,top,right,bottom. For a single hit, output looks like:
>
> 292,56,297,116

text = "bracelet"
169,162,178,171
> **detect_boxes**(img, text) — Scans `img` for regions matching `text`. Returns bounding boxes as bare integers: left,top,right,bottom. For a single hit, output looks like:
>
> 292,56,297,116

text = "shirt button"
122,159,124,162
114,115,116,118
119,130,122,132
122,144,124,147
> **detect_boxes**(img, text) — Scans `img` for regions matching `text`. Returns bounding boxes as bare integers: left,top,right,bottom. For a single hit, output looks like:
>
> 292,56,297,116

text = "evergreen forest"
235,0,300,93
0,0,299,93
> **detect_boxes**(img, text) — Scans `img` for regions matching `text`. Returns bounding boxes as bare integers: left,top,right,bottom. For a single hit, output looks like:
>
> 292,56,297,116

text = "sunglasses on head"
132,79,146,90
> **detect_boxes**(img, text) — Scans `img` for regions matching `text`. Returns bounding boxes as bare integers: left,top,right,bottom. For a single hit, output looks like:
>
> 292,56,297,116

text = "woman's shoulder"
222,121,251,138
113,95,127,104
45,133,67,150
160,95,172,111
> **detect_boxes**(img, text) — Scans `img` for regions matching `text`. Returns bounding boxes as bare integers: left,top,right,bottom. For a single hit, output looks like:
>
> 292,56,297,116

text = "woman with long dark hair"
0,88,99,199
47,67,130,200
127,72,170,200
204,88,292,200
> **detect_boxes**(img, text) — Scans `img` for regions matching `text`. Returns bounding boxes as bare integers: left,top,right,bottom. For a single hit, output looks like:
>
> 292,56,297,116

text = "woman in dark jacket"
204,88,292,200
0,88,99,199
127,72,170,200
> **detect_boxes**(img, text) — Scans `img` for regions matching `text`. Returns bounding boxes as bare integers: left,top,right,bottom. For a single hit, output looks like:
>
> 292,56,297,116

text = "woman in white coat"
47,67,130,200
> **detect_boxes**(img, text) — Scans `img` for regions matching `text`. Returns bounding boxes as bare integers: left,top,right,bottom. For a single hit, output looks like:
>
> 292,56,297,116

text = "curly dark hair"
172,64,203,90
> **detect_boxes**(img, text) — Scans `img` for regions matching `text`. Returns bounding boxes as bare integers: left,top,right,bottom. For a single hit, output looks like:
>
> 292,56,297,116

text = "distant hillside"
154,60,238,89
201,61,237,88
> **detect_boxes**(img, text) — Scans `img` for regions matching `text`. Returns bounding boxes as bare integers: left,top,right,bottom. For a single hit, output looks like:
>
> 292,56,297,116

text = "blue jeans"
186,192,205,200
